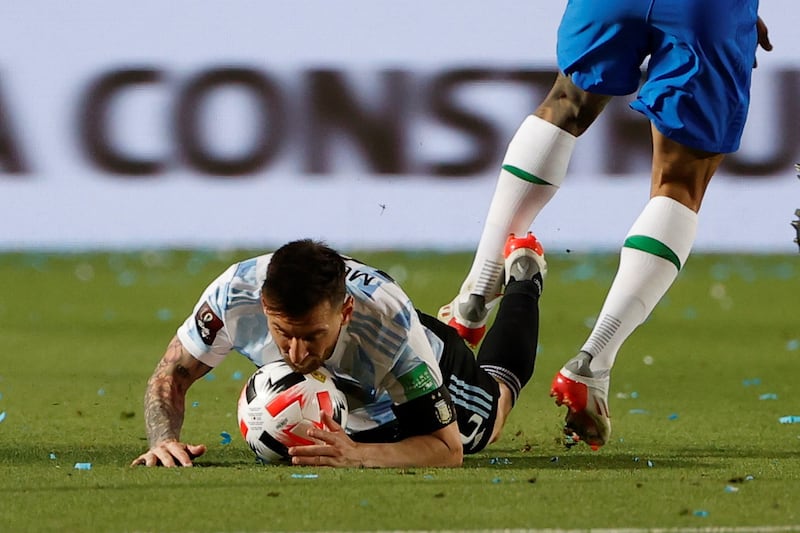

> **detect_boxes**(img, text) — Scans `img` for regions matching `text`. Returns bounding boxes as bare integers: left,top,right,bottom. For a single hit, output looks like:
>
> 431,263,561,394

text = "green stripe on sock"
501,164,553,186
623,235,682,270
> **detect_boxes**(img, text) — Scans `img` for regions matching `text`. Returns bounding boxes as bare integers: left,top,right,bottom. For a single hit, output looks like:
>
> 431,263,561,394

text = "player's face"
263,296,353,374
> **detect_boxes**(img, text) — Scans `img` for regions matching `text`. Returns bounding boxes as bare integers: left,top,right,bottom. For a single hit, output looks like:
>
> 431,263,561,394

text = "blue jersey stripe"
448,376,494,412
448,387,491,420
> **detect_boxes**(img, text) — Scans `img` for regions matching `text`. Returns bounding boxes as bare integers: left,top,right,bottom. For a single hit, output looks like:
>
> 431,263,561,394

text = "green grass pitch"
0,250,798,532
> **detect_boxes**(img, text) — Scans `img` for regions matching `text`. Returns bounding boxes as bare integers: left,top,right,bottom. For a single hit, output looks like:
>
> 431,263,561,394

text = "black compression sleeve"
391,385,456,438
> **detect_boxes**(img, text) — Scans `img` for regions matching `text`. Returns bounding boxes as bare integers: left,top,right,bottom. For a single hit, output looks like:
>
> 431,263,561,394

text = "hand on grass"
288,411,364,468
130,440,207,467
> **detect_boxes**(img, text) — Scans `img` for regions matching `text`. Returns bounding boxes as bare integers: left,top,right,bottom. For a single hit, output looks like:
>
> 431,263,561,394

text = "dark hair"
262,239,347,317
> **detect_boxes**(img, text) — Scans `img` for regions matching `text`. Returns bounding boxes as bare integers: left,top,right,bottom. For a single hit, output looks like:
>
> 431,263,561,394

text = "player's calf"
478,233,546,406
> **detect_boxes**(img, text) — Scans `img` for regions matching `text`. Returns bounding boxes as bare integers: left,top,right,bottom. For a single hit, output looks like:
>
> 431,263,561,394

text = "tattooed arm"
130,335,213,467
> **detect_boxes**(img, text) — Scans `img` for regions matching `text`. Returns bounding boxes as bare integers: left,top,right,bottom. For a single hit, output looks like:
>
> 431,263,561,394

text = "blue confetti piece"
232,371,243,381
633,457,640,462
0,392,3,400
97,388,105,396
423,474,434,480
489,457,511,465
759,393,778,400
630,391,639,399
693,510,709,518
682,307,698,320
107,255,126,272
629,409,649,415
711,263,731,281
155,308,174,322
725,485,740,493
668,413,679,420
550,456,559,463
771,263,795,280
116,271,136,287
491,477,502,484
565,263,597,282
49,453,57,460
647,460,654,468
27,254,49,272
74,462,92,470
0,411,6,423
185,257,203,275
742,378,761,387
786,339,800,351
291,473,319,479
220,431,232,445
745,475,754,481
359,500,369,507
779,416,800,424
191,401,200,408
204,373,216,381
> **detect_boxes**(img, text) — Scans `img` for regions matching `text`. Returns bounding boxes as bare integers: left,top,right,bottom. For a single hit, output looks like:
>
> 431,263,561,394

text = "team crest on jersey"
434,398,454,425
195,302,223,345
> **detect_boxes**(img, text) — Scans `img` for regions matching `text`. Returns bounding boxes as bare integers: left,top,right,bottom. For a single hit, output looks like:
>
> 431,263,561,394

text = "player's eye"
305,331,327,342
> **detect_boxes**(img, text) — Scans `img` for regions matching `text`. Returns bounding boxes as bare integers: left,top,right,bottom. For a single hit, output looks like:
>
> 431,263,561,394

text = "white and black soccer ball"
237,360,348,463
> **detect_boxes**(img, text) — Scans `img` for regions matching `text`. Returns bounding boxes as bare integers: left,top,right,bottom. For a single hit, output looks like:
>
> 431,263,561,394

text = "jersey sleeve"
379,299,455,433
176,264,238,368
385,313,445,401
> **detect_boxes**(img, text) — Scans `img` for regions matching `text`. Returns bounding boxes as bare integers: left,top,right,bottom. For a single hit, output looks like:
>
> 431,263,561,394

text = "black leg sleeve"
476,276,541,404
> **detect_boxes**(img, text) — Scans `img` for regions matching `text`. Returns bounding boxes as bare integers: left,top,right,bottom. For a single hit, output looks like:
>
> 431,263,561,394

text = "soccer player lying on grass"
131,235,546,468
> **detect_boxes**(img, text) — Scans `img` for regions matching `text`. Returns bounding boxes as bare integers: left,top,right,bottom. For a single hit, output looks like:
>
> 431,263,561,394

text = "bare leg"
488,382,513,444
551,125,725,449
650,125,724,211
536,73,612,135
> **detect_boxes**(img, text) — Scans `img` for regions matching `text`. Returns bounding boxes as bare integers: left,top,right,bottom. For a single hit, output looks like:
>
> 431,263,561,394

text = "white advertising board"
0,1,798,252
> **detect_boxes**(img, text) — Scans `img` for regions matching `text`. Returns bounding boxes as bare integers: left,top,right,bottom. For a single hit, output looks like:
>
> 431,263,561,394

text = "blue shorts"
557,0,759,153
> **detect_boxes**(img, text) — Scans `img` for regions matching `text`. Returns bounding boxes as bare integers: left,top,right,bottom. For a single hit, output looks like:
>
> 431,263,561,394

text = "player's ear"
341,295,354,324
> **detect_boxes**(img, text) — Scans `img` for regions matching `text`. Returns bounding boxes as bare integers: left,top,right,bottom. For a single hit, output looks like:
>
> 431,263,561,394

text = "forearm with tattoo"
143,337,203,447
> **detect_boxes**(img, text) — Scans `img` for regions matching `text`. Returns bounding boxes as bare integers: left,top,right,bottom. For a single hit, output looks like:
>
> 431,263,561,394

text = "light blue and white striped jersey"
177,253,445,433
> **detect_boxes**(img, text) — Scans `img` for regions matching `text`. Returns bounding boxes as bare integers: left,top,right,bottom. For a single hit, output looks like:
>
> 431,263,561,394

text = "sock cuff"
625,196,698,269
480,365,522,406
502,115,575,188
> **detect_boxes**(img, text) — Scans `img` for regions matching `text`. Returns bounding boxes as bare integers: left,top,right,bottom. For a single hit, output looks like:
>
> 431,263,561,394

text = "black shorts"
418,311,499,454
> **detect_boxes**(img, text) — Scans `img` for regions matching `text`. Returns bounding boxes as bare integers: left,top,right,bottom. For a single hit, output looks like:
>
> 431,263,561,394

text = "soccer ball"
237,360,348,463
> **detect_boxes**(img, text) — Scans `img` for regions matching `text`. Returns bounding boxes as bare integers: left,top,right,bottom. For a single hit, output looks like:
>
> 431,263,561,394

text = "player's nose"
287,337,308,363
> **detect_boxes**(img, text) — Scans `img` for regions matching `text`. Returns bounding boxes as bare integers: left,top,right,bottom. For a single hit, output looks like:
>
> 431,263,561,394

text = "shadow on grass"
464,444,800,470
0,443,256,467
3,442,795,471
464,452,709,471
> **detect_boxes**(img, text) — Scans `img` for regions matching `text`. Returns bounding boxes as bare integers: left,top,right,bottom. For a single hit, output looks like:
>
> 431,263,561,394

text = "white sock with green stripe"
582,196,698,372
459,115,576,300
